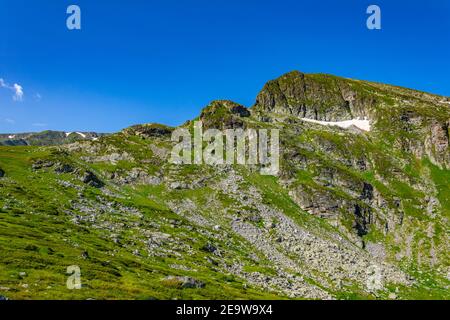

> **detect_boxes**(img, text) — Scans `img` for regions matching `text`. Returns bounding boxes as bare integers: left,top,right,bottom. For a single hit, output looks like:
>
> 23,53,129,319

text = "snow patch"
65,132,87,138
301,117,371,132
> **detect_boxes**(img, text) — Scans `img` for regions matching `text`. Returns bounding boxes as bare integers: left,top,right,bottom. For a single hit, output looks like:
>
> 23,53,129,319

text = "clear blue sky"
0,0,449,133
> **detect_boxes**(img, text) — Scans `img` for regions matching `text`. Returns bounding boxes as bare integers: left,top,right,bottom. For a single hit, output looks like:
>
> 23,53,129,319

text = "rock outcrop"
80,171,104,188
252,71,376,121
199,100,250,130
123,123,173,138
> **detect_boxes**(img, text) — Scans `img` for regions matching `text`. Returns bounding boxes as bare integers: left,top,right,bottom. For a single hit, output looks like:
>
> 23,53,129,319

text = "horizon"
1,0,449,133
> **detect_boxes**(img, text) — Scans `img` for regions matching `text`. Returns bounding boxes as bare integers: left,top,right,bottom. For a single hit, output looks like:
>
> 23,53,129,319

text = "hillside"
0,71,449,300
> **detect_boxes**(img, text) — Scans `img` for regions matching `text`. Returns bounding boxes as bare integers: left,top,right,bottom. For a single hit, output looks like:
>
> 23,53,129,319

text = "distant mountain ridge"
0,130,107,146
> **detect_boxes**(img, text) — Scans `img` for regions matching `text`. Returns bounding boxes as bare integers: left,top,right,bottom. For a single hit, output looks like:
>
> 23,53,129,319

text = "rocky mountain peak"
252,71,376,122
199,100,250,129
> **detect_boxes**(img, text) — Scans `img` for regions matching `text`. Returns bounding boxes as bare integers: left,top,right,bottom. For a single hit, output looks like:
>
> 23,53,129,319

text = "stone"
32,160,54,170
80,171,104,188
388,293,398,300
169,182,188,190
164,276,205,289
201,243,217,253
55,163,75,174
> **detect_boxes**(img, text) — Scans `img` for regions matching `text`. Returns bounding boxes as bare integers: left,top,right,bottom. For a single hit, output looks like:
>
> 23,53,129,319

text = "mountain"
0,71,448,300
0,131,106,146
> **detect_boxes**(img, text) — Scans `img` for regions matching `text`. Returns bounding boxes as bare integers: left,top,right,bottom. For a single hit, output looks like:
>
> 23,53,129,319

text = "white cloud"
13,83,24,101
34,93,42,101
0,77,24,101
5,118,15,124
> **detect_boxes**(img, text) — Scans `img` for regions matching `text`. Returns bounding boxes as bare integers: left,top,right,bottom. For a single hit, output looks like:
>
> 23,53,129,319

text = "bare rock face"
394,110,449,168
253,71,375,121
428,120,449,167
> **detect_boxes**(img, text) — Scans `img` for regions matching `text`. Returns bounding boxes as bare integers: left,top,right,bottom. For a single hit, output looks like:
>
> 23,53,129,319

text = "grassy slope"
0,147,281,300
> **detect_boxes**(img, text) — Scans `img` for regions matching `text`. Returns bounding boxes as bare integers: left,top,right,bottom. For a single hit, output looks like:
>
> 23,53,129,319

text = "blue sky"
0,0,449,133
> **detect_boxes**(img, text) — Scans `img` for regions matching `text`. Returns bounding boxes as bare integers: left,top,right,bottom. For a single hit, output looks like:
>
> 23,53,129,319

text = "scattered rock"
80,171,104,188
84,152,134,165
388,293,398,300
201,243,217,254
55,163,75,174
169,182,188,190
32,160,54,170
113,168,162,186
163,276,205,289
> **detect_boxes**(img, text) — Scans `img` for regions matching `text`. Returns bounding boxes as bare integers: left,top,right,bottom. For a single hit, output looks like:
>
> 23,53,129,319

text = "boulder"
201,243,217,253
54,163,75,174
164,276,205,289
80,171,104,188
